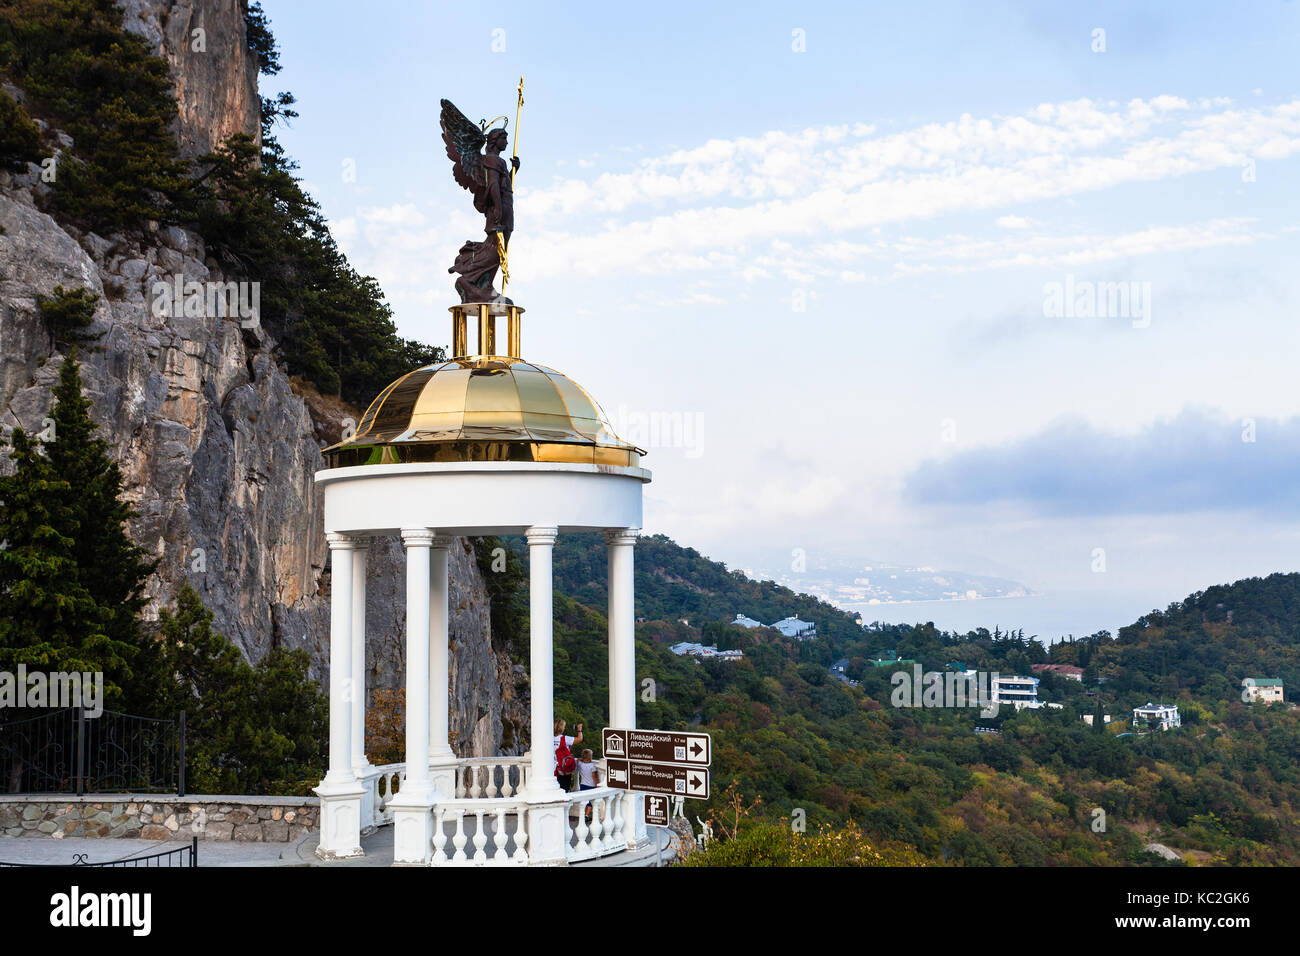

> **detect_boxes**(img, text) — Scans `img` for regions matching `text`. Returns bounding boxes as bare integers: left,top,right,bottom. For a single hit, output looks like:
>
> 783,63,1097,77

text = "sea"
840,589,1174,647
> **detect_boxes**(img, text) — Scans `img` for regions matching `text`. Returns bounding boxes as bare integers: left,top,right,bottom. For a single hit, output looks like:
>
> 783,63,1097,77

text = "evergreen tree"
0,427,113,679
42,350,163,712
157,586,325,794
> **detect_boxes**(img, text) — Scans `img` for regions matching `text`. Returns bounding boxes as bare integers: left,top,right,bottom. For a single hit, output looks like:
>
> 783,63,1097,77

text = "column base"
313,780,366,860
630,793,649,848
525,793,571,866
389,785,437,865
428,752,458,799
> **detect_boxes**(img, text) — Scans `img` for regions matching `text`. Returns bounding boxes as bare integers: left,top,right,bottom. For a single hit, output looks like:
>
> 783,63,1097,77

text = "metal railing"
0,708,185,795
0,836,197,867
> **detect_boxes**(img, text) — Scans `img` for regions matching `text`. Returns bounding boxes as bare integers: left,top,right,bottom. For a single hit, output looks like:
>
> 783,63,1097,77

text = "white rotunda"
312,302,650,865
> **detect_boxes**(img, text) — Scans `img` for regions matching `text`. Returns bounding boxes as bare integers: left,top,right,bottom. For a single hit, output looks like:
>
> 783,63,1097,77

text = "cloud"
904,410,1300,517
506,95,1300,283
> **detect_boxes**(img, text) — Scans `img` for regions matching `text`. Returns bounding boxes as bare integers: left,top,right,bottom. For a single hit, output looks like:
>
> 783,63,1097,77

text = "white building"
1242,678,1284,704
991,675,1041,710
771,616,817,640
1132,702,1181,732
733,613,764,629
670,642,743,661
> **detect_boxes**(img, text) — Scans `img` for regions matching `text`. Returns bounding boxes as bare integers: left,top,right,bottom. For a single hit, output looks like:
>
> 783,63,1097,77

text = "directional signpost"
602,728,712,813
602,729,710,766
605,758,710,799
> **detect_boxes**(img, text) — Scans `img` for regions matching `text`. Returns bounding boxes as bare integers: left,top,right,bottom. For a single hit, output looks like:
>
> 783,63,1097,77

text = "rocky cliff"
0,0,527,759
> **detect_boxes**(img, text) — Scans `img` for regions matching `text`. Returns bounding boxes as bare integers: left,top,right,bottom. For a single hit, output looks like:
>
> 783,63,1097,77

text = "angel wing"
440,98,488,213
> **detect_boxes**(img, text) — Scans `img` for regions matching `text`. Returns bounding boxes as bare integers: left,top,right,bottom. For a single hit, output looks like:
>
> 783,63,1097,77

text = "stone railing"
430,799,530,865
454,756,530,799
564,787,628,863
360,763,406,830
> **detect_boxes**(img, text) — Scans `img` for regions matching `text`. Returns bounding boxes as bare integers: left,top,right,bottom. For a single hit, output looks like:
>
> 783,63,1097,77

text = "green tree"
35,285,100,351
42,350,162,712
0,0,193,230
0,427,113,681
0,87,48,171
157,586,326,794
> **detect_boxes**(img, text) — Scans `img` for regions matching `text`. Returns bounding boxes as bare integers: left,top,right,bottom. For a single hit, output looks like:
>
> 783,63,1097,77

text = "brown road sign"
643,794,671,827
605,759,710,800
602,728,711,766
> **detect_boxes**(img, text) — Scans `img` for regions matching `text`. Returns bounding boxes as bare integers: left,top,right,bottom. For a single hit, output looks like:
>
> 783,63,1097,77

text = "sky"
262,0,1300,610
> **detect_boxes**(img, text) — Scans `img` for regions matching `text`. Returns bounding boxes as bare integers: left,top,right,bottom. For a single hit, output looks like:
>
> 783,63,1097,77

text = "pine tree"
0,427,111,678
158,586,325,794
42,350,164,712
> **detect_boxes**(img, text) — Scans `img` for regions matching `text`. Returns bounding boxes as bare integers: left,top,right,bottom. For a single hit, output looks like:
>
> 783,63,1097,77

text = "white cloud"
328,94,1298,326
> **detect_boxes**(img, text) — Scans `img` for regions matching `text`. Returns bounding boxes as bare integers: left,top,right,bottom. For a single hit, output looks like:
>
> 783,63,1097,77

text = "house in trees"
1132,702,1181,732
1242,678,1284,704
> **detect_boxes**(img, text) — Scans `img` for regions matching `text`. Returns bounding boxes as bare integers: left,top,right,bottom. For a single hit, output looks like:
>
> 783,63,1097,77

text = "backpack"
555,735,576,777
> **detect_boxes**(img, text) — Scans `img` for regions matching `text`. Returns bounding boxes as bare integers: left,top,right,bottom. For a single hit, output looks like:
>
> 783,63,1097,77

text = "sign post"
602,728,713,822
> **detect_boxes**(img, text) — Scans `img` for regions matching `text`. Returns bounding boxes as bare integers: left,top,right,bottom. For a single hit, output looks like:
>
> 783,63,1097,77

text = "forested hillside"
513,534,1300,865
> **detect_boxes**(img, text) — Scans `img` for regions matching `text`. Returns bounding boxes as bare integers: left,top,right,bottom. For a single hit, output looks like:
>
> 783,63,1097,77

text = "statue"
440,91,522,304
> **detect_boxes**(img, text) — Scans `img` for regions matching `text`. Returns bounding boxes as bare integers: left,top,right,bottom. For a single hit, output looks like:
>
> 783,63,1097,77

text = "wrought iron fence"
0,708,185,796
0,836,197,867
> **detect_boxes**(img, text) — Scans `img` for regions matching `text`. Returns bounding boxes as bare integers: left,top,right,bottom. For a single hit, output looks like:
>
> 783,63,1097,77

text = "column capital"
603,528,640,547
525,525,558,546
326,532,361,551
429,534,454,551
401,527,436,547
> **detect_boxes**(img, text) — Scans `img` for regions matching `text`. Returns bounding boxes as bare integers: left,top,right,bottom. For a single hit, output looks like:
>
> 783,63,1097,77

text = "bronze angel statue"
440,98,520,303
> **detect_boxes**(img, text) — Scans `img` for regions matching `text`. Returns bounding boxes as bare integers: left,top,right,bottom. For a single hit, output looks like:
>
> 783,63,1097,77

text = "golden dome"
324,356,644,468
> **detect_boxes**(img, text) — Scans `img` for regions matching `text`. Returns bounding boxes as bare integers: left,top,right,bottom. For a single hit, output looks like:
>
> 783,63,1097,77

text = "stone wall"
0,796,318,842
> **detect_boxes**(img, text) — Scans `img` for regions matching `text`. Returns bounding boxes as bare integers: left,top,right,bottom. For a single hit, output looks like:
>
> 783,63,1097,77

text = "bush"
0,88,48,171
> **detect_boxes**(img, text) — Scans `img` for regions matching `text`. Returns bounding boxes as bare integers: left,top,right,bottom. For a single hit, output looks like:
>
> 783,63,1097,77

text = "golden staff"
501,77,524,291
512,75,524,189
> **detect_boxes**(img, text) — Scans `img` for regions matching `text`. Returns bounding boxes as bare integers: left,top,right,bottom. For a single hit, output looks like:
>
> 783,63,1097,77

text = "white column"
391,528,436,865
605,528,643,847
314,533,364,860
523,525,569,865
351,542,370,774
428,536,457,796
605,529,638,730
525,526,561,799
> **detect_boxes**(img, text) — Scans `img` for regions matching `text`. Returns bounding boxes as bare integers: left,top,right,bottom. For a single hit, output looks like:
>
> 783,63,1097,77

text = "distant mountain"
509,532,869,644
749,558,1032,607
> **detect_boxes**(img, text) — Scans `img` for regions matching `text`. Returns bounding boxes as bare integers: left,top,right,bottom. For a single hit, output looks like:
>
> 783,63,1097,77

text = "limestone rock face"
0,1,529,758
120,0,262,159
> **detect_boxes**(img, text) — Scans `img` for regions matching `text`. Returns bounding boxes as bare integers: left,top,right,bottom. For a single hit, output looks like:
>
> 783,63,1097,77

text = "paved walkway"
0,825,680,867
0,834,288,867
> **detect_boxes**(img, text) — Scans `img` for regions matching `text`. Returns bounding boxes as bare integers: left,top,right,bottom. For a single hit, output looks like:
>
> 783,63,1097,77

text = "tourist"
553,718,582,791
577,749,600,791
576,749,600,825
